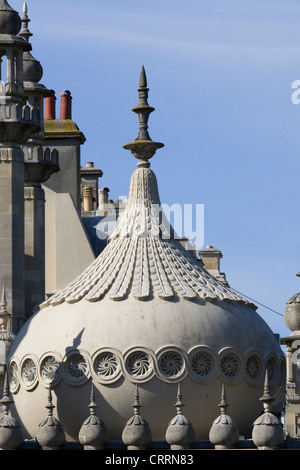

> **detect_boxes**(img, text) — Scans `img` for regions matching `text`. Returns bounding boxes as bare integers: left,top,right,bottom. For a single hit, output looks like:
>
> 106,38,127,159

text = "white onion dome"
0,0,21,35
8,67,285,442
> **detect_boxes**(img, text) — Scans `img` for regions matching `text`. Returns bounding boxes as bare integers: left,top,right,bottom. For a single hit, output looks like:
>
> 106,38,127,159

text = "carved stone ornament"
9,344,272,391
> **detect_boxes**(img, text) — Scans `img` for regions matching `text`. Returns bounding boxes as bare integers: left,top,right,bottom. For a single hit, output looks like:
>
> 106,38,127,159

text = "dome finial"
123,66,164,168
252,368,284,450
0,365,23,450
35,386,66,450
165,383,195,450
78,384,108,450
139,65,147,88
218,383,229,415
122,384,152,450
209,384,239,449
20,1,32,43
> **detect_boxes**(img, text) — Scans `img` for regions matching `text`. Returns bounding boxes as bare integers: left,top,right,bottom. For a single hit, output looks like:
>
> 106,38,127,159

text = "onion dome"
284,273,300,334
122,385,152,450
165,383,195,449
35,387,66,450
78,385,108,450
209,383,239,449
8,66,285,442
0,0,21,35
0,366,23,450
252,370,284,450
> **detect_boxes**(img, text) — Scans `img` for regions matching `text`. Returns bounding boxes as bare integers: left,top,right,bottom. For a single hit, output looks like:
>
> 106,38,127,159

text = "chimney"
60,90,72,120
82,186,93,212
98,187,109,206
198,245,229,287
44,90,56,120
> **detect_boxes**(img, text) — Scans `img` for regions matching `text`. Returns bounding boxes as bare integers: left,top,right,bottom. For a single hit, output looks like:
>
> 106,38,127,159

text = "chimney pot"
60,90,72,120
44,90,56,120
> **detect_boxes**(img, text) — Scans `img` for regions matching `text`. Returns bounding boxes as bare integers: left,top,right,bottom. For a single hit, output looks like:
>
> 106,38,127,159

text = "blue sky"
17,0,300,339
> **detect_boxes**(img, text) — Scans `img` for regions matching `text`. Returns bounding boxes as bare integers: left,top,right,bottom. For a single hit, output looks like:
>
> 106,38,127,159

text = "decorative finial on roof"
252,369,284,450
259,367,274,413
165,383,195,450
218,383,229,414
122,384,152,450
123,66,164,168
78,384,108,450
0,285,12,332
209,384,239,449
0,365,23,450
35,386,66,450
20,1,32,42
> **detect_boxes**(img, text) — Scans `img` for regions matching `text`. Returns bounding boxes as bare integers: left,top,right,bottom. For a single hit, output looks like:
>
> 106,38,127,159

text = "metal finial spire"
20,1,32,42
132,383,142,416
46,385,55,417
259,368,274,413
123,66,164,168
139,65,147,88
218,383,229,415
88,383,98,417
174,382,185,415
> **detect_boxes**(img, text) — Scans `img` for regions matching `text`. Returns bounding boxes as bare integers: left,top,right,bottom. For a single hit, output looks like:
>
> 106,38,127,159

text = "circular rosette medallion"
8,358,20,394
20,355,38,390
218,348,243,384
61,349,91,386
188,346,217,383
39,353,62,387
123,347,154,382
156,346,187,383
92,348,122,384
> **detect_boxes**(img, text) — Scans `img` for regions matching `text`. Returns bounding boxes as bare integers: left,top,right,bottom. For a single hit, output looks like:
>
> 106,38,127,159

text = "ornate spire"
252,369,284,450
0,365,23,450
209,384,239,449
20,2,32,43
123,66,164,168
259,368,274,413
19,1,43,84
35,386,66,450
122,384,152,450
165,383,195,450
218,383,229,414
78,385,108,450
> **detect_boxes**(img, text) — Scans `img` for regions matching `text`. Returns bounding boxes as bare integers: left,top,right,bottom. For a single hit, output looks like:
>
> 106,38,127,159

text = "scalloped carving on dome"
41,167,252,309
